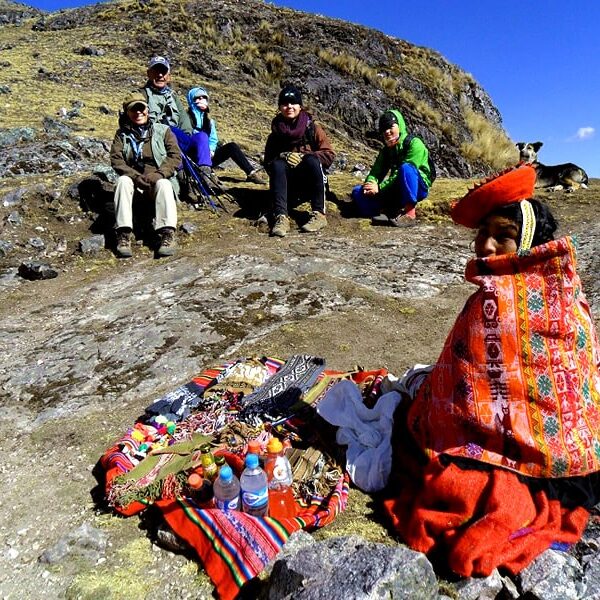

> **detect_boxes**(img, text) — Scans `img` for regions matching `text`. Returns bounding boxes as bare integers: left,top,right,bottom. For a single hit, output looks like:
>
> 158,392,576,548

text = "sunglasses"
128,104,147,113
194,95,208,101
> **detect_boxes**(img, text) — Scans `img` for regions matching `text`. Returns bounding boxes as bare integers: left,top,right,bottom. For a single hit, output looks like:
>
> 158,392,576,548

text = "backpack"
402,135,437,184
303,120,318,151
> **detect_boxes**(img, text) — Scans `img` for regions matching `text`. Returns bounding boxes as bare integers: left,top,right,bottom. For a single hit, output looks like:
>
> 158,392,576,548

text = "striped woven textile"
408,236,600,478
157,475,349,600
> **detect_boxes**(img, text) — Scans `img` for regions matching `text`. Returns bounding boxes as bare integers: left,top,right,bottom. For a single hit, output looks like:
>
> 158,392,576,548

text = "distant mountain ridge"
1,0,516,176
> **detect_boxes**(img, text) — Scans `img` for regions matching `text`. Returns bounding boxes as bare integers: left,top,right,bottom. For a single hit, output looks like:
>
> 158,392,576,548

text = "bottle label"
215,495,240,511
242,486,268,509
271,457,293,486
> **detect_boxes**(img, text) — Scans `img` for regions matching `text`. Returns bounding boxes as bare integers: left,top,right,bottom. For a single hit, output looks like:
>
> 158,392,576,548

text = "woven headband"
518,200,536,253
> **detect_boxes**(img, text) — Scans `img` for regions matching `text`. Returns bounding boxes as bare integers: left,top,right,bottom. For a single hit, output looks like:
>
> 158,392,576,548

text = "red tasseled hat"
451,164,537,228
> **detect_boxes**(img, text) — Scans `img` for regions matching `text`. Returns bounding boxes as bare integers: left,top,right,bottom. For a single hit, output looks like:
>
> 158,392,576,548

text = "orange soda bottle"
265,437,296,518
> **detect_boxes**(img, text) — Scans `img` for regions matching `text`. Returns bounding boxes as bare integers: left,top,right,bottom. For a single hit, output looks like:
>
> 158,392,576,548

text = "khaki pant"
114,175,177,231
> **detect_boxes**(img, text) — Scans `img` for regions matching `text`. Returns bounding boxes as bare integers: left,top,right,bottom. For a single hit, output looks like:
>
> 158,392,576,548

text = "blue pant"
171,127,212,166
352,163,428,217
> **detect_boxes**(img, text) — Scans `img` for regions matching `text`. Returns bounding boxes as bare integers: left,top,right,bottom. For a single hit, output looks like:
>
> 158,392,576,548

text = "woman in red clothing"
385,164,600,577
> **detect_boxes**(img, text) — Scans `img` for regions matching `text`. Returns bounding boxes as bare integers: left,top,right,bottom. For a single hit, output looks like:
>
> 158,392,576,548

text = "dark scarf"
271,109,310,146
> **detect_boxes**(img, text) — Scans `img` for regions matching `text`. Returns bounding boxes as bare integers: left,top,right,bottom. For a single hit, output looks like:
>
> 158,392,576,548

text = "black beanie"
378,111,399,133
278,85,303,106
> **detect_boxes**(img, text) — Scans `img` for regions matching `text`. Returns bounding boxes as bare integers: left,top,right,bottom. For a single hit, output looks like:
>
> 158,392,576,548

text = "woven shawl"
408,236,600,478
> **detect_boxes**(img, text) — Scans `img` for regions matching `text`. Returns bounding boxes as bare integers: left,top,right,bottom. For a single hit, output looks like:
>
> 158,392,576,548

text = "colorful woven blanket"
99,355,357,599
157,475,349,600
408,237,600,478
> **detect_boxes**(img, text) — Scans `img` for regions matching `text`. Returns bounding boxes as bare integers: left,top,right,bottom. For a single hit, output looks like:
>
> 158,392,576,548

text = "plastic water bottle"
213,465,241,511
265,437,296,518
247,439,264,467
240,453,269,516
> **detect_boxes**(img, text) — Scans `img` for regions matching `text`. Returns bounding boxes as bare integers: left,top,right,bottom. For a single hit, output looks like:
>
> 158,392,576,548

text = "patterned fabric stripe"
177,499,302,586
263,356,286,372
100,448,135,473
515,270,547,463
158,474,350,598
190,356,284,392
190,360,238,390
179,500,256,585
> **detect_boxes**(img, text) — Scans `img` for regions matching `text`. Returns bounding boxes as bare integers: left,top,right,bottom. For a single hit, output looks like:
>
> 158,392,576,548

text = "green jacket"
365,108,432,191
141,84,193,134
110,122,181,197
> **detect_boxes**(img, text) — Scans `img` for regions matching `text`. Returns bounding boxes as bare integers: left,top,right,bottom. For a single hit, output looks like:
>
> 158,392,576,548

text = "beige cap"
122,92,148,112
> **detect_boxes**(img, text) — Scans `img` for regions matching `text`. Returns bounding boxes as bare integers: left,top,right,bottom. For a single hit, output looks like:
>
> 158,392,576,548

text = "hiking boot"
388,214,417,227
199,165,222,186
157,227,178,257
246,168,267,185
300,211,327,233
271,214,290,238
371,214,416,227
115,229,132,258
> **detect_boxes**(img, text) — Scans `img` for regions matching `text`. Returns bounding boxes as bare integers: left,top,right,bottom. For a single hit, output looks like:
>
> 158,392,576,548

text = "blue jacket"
187,87,218,153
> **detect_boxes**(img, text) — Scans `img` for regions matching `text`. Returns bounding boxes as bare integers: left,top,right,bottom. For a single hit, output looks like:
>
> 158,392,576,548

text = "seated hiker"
263,84,335,237
384,165,600,578
110,92,181,258
186,86,266,184
352,109,432,227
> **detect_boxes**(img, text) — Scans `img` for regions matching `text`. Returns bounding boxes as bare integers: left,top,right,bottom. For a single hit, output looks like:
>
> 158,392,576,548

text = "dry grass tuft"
461,109,518,170
398,90,443,129
263,51,284,81
318,49,379,85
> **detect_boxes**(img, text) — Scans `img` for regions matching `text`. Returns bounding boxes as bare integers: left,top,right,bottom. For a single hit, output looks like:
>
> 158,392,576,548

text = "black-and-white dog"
516,142,589,191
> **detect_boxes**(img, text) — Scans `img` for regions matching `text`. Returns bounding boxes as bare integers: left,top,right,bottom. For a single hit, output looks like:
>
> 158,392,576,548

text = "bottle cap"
188,473,204,490
247,440,261,455
200,443,212,453
219,465,233,481
215,455,226,466
245,453,259,469
267,437,283,454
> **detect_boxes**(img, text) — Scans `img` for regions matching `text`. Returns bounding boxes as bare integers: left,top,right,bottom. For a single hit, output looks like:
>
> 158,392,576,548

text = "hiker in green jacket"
352,109,433,227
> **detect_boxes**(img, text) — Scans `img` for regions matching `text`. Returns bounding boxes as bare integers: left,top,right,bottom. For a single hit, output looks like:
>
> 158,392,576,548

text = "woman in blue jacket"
185,86,265,184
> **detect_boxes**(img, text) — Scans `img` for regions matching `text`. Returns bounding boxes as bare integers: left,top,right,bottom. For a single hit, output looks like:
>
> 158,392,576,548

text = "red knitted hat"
451,164,537,228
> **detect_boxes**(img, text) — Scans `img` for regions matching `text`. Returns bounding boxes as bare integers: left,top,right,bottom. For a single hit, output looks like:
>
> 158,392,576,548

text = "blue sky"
24,0,599,176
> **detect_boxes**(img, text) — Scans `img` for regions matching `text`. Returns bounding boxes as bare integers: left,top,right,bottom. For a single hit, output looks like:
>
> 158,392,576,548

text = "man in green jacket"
140,56,193,133
352,109,433,227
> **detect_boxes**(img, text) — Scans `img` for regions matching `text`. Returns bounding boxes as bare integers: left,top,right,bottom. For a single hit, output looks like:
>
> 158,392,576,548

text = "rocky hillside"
0,0,39,24
2,0,516,177
4,2,600,600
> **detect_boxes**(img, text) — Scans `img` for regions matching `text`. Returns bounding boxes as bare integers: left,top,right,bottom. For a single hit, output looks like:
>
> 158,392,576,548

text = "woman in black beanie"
263,84,335,237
